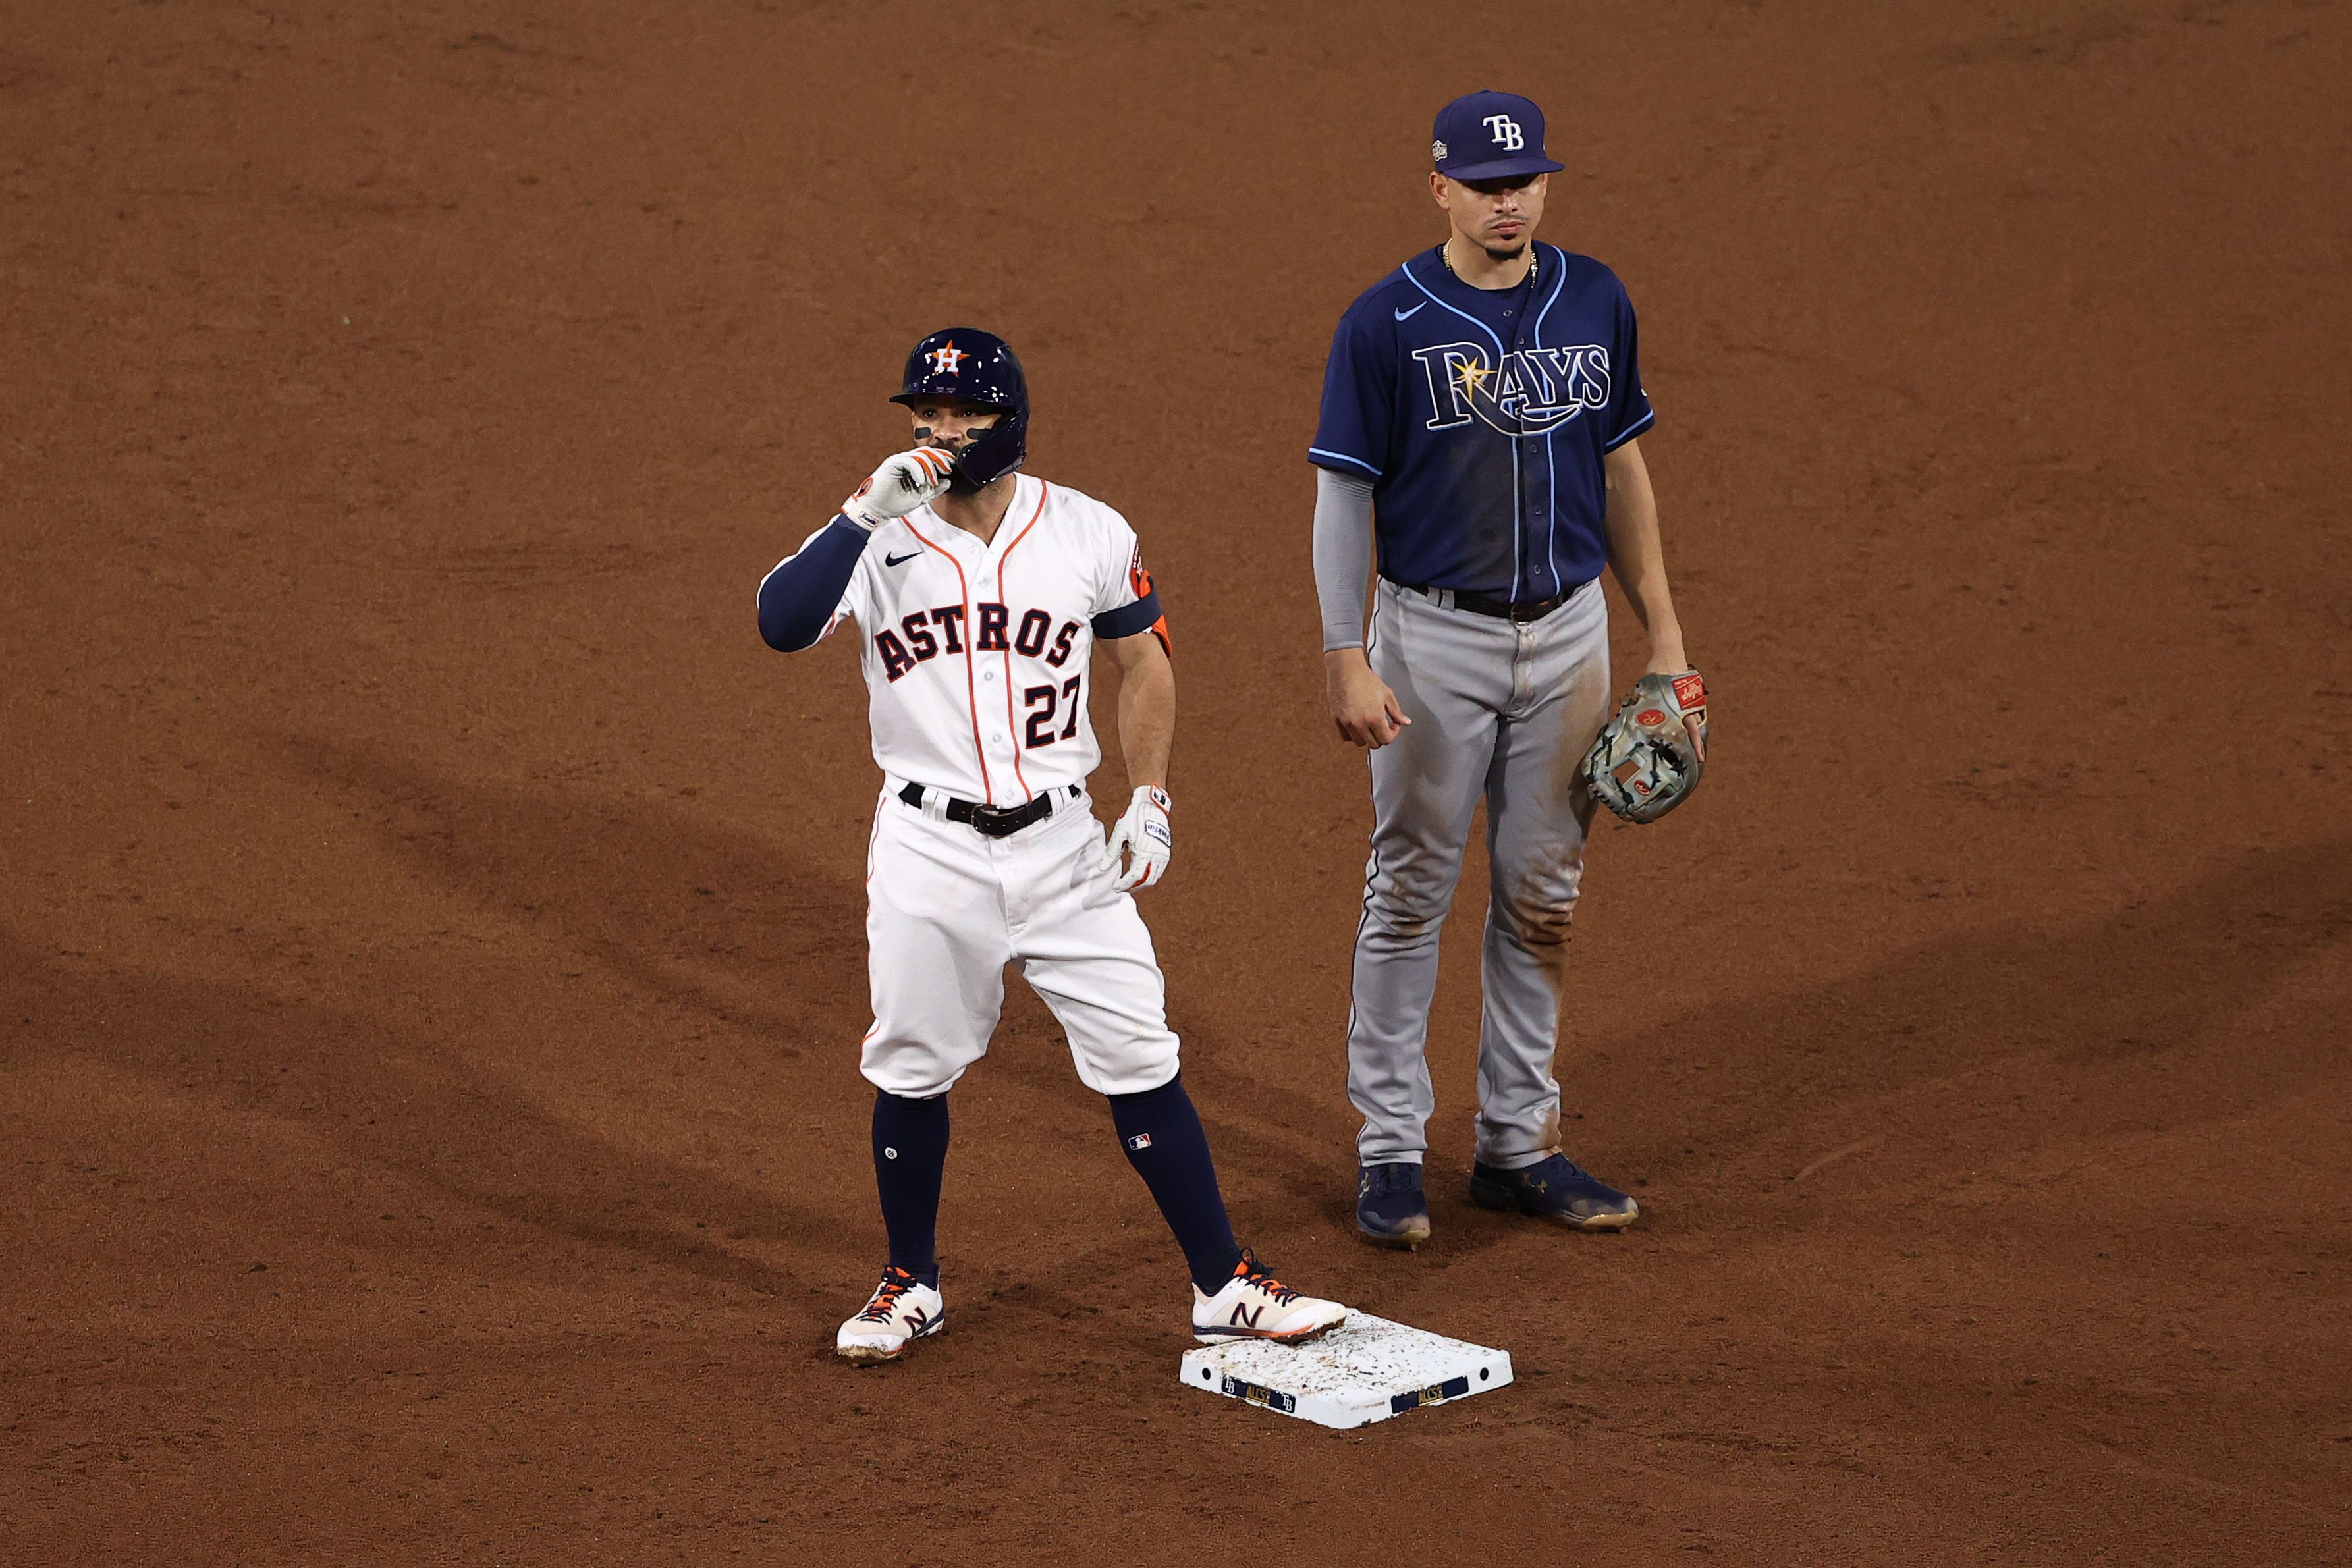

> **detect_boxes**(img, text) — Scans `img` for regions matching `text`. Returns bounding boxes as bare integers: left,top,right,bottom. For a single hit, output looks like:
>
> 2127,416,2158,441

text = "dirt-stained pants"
1348,576,1612,1169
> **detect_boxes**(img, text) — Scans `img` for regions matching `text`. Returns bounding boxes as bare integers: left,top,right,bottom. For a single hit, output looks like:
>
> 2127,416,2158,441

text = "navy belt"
1388,577,1589,623
899,782,1080,838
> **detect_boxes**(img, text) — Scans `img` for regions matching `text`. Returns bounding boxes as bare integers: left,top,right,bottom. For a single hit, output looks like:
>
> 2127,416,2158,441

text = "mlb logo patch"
1126,1133,1153,1151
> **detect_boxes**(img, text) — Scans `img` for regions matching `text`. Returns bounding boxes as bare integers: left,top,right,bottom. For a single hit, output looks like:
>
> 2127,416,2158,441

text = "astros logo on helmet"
893,328,1031,494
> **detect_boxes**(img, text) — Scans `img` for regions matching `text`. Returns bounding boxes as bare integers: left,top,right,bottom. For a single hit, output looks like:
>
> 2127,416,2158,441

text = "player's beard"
1482,238,1528,263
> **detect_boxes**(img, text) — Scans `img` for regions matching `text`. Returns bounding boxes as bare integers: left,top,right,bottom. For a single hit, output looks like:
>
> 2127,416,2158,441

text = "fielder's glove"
1105,785,1173,891
842,447,958,531
1582,670,1709,824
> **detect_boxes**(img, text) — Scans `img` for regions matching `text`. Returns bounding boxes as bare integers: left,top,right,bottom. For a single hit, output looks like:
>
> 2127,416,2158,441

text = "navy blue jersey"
1309,242,1654,601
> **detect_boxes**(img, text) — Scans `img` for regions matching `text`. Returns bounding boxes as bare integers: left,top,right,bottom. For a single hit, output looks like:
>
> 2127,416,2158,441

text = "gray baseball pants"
1348,576,1613,1170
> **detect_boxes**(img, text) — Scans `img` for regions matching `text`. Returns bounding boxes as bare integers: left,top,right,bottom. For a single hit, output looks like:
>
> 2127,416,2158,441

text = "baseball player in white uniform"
757,328,1346,1363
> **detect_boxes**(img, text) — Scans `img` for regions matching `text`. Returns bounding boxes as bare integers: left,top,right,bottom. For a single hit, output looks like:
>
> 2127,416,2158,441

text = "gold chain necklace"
1438,242,1538,286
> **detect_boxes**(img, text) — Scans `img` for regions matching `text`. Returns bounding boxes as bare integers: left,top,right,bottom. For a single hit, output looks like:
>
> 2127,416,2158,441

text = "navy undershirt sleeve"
756,516,868,651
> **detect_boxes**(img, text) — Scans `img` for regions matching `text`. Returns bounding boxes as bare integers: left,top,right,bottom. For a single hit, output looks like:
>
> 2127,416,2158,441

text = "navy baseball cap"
1431,90,1565,181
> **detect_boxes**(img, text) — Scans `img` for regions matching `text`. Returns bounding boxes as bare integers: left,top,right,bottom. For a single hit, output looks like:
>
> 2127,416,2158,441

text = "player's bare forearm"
1600,438,1691,673
1106,631,1175,790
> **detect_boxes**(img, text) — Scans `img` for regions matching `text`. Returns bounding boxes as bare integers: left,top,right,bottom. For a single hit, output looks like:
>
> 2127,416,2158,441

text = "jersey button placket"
1520,344,1545,594
977,564,1002,767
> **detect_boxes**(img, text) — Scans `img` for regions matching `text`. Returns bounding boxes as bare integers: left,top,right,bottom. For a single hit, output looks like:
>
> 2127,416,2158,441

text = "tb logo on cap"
1483,114,1525,150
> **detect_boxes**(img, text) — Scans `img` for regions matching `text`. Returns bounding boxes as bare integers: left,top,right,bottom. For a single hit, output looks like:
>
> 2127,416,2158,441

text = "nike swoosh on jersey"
883,550,921,567
1393,302,1427,321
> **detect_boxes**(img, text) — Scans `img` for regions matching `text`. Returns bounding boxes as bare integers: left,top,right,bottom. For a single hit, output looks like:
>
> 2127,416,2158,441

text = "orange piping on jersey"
994,483,1051,803
902,519,993,805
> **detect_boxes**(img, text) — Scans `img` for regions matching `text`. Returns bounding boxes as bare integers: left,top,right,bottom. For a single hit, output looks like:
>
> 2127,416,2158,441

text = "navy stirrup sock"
871,1089,950,1288
1108,1073,1244,1295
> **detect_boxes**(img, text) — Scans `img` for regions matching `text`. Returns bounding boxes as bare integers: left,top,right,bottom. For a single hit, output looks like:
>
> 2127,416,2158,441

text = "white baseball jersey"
782,473,1165,805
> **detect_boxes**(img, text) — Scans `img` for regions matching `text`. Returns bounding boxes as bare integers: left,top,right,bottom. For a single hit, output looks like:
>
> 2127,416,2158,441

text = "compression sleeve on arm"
1311,466,1378,651
756,516,868,651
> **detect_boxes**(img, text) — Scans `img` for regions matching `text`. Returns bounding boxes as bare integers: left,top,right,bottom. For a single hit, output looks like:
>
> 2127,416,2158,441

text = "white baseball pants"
861,784,1182,1099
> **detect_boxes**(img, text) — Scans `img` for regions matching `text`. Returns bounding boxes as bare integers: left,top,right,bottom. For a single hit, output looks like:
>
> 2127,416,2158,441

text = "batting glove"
1105,785,1173,892
842,447,958,531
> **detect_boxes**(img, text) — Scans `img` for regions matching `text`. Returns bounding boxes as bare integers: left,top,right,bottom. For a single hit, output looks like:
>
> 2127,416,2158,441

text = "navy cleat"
1355,1161,1432,1249
1468,1154,1639,1231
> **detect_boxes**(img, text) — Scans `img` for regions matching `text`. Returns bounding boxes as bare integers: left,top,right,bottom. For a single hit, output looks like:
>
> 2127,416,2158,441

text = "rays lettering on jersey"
1410,341,1612,435
874,603,1083,682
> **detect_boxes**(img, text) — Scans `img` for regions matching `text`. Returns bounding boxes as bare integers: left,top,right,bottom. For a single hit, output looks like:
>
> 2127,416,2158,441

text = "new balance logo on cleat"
837,1266,947,1363
1190,1249,1348,1345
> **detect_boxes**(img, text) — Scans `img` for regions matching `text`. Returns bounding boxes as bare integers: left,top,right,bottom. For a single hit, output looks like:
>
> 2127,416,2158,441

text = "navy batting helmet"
892,327,1027,493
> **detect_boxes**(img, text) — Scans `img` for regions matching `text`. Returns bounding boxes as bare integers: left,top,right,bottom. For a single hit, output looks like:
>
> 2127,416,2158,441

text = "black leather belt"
1391,578,1589,623
898,782,1080,838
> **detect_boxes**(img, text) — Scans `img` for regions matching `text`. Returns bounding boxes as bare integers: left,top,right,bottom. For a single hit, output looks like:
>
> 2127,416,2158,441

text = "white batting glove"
1105,786,1173,892
842,447,958,531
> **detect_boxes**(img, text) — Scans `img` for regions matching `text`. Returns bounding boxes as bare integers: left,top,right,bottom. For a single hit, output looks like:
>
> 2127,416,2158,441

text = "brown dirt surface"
6,2,2349,1563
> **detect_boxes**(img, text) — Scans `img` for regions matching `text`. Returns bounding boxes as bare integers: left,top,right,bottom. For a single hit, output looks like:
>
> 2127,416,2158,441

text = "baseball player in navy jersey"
1310,92,1707,1247
757,328,1346,1360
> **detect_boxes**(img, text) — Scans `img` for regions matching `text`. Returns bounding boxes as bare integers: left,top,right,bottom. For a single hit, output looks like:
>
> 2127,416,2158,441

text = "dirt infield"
5,2,2347,1562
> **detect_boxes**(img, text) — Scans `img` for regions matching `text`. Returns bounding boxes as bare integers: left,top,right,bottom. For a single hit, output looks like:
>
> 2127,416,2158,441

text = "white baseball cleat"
836,1265,946,1363
1191,1249,1348,1344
